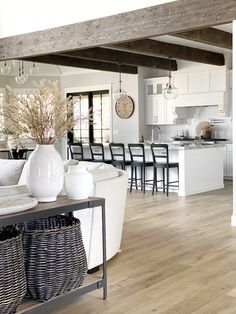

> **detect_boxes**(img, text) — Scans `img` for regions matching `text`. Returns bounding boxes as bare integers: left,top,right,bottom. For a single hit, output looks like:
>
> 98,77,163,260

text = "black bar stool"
109,143,131,170
128,143,153,194
150,143,179,196
89,143,112,163
68,142,92,161
9,148,28,159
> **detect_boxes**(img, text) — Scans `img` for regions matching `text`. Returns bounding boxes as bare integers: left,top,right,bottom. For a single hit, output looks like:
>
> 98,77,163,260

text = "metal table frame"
0,196,107,313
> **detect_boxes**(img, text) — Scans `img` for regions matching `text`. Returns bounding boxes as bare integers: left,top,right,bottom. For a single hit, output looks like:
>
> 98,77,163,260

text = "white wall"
60,71,140,144
232,20,236,221
0,0,173,38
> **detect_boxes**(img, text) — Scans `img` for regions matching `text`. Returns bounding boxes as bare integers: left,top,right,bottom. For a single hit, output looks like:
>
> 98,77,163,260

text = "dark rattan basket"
23,215,88,301
0,226,27,314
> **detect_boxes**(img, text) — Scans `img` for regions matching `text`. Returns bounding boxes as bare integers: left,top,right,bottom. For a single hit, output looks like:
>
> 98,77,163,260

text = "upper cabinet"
171,73,188,94
145,78,176,125
170,68,229,115
209,70,227,92
188,71,209,93
172,69,227,95
144,68,230,125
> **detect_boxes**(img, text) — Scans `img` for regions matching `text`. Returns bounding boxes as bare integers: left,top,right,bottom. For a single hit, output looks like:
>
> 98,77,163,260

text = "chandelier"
162,57,178,100
0,60,40,85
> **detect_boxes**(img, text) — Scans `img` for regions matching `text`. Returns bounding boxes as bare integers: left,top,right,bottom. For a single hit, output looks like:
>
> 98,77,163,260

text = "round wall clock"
115,95,135,119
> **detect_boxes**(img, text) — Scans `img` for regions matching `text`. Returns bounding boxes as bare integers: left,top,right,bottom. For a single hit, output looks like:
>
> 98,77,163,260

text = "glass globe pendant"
1,61,11,75
162,58,178,100
113,66,128,101
30,62,39,75
15,61,27,85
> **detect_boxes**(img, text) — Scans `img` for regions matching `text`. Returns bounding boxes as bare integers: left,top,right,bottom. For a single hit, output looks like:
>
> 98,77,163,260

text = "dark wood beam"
172,27,232,50
110,39,225,66
23,55,138,74
0,0,235,60
57,48,177,71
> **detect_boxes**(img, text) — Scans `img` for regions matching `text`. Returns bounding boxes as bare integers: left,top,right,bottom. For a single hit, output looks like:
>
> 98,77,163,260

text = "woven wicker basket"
0,226,27,314
23,215,88,301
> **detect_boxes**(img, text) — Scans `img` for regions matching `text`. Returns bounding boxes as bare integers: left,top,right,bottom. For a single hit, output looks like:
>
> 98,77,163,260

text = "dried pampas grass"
2,80,84,144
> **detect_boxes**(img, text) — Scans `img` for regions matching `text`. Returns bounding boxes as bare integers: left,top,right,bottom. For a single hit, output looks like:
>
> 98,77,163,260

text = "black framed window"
67,90,110,143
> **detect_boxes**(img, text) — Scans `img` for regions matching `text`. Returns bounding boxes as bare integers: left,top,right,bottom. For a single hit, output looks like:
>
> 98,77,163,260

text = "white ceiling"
153,23,232,55
213,23,232,33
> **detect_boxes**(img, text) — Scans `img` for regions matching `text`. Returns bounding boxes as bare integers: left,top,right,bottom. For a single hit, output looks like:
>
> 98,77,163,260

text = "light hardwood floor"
38,183,236,314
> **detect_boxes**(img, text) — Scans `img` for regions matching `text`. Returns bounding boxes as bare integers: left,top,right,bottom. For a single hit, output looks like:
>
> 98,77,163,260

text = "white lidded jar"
64,165,93,200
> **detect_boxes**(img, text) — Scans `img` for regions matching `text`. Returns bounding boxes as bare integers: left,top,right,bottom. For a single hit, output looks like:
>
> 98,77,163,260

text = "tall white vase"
26,144,64,202
64,165,93,200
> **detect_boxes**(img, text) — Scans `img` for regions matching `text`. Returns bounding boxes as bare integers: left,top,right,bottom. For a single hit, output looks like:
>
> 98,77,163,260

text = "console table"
0,196,107,314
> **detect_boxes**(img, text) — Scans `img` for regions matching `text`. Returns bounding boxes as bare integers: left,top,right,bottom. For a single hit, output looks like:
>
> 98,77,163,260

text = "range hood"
170,91,228,115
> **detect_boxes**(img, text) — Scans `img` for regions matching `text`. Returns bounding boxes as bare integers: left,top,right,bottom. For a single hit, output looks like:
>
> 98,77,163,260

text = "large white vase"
64,165,93,200
26,144,64,202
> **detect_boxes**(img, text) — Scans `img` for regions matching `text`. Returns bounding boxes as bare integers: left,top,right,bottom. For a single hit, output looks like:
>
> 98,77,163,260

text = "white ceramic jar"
64,165,93,200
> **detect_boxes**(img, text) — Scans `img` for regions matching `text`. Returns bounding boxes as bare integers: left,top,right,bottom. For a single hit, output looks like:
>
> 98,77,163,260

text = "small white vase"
26,144,64,202
64,165,93,200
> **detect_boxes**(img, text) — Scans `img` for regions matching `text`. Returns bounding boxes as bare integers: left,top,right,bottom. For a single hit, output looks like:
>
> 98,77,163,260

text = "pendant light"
1,61,11,75
162,57,178,100
113,65,128,101
30,62,40,75
15,61,27,85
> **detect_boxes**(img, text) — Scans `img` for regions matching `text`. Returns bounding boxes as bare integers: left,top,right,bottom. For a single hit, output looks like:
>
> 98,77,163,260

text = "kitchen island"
78,143,225,197
168,143,225,196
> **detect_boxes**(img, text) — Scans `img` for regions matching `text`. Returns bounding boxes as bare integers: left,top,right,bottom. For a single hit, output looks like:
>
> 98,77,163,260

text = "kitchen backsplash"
148,106,232,141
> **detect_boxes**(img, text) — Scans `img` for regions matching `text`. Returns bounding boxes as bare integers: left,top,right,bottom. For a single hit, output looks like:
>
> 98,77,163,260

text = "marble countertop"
167,143,225,150
80,142,225,151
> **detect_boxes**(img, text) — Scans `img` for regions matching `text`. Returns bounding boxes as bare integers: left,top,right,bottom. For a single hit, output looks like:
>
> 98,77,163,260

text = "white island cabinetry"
144,144,224,197
176,145,224,196
224,144,233,179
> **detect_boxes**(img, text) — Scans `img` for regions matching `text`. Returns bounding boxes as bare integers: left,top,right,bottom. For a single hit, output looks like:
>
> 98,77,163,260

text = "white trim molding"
231,215,236,226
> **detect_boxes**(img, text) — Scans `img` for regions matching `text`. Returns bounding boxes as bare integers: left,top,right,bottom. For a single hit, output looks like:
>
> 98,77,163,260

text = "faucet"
151,126,161,143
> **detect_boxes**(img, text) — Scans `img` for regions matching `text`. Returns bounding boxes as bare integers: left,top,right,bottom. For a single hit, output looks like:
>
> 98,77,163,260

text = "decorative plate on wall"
196,121,211,136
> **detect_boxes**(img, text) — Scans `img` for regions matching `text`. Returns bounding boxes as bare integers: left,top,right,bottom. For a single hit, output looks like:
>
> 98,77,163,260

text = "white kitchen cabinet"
224,144,233,179
210,70,226,92
145,77,168,95
172,69,227,94
188,71,210,93
172,73,188,94
146,95,158,124
146,95,175,125
145,79,175,125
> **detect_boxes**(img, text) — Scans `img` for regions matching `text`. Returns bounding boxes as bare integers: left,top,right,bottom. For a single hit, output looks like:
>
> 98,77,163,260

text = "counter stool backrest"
151,143,169,165
89,143,105,161
8,149,28,159
109,143,126,169
128,143,146,163
109,143,125,161
68,143,84,160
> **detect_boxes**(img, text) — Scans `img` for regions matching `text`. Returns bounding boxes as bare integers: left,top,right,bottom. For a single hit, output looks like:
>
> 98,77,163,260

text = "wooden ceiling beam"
22,55,138,74
172,27,232,50
110,39,225,66
57,48,177,71
0,0,235,60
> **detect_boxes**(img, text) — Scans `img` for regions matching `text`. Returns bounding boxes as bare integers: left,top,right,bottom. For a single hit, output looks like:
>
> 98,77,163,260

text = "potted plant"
1,80,83,202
